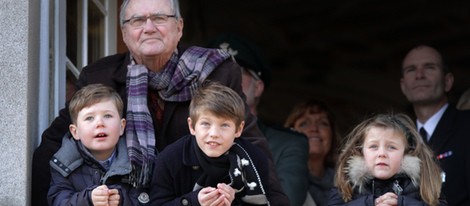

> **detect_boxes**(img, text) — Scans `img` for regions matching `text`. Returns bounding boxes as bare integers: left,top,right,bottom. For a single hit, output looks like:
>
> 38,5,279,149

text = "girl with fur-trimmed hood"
328,113,447,206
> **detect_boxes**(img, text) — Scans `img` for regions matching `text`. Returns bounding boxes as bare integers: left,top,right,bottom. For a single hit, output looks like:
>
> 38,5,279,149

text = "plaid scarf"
126,46,230,188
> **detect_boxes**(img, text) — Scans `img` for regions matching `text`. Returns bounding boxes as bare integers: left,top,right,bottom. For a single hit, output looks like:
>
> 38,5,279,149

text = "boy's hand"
198,187,224,206
217,183,235,206
91,185,111,206
108,188,120,206
91,185,121,206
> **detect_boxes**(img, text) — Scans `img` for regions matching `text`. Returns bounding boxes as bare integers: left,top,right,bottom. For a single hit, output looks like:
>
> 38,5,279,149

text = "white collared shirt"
417,103,448,141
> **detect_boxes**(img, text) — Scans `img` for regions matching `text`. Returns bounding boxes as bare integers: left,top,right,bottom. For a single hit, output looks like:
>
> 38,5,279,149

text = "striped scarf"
125,46,230,188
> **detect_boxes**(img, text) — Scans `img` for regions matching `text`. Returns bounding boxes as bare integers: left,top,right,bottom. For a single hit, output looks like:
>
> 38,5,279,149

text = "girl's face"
362,126,406,180
293,111,332,158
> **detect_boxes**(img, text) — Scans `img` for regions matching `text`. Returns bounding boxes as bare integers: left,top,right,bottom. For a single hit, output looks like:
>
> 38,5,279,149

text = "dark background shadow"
177,1,470,135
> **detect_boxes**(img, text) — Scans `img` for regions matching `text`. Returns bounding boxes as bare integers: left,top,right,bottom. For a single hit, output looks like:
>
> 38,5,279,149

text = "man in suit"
400,45,470,206
208,33,310,206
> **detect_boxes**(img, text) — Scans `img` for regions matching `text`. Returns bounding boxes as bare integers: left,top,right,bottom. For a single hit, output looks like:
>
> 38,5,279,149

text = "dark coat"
328,155,447,206
258,122,310,206
328,176,443,206
426,106,470,206
32,48,288,206
148,135,270,206
48,136,138,206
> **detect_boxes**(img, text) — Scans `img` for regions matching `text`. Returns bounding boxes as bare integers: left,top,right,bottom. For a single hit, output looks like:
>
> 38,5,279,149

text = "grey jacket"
47,133,139,206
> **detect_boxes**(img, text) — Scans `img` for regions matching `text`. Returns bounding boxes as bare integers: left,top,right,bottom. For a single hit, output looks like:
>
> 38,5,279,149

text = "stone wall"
0,1,40,205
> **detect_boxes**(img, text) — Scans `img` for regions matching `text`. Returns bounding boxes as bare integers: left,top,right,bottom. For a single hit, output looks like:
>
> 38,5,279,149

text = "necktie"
419,127,428,142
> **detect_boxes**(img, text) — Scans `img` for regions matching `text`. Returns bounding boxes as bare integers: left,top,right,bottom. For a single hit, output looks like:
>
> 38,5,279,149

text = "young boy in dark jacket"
149,82,271,205
48,84,138,206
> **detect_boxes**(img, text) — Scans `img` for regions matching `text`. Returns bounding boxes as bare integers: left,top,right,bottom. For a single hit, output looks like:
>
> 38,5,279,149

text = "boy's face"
69,99,126,160
362,126,405,180
188,112,244,158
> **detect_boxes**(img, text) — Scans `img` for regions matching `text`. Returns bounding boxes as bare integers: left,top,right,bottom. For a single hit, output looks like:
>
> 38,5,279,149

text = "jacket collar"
50,133,131,179
346,155,421,193
429,105,456,152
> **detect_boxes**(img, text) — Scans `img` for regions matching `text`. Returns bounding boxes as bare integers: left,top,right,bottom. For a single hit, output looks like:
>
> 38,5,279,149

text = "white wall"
0,0,40,205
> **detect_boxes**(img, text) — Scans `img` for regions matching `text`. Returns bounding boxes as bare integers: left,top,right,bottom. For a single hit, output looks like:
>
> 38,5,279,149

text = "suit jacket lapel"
428,106,457,153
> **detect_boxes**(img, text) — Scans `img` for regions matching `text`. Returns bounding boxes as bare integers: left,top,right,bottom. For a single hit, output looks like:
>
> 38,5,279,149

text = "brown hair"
68,84,124,124
189,81,245,131
335,113,442,205
284,99,339,168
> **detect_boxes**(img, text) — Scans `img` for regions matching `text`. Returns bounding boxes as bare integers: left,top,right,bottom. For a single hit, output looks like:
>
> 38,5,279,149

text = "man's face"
240,68,263,110
121,0,183,62
400,46,453,105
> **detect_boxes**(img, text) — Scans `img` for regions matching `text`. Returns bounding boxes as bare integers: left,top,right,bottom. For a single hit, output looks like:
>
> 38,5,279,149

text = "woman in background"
285,99,340,206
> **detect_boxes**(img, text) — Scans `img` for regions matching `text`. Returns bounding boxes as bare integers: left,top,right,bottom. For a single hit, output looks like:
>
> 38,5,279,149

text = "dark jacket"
426,106,470,206
259,122,309,206
149,135,270,206
307,167,335,206
328,155,447,206
47,135,138,206
32,48,289,206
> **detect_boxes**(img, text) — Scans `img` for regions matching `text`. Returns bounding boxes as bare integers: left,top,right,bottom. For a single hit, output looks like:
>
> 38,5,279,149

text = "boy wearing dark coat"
48,84,138,206
149,82,271,205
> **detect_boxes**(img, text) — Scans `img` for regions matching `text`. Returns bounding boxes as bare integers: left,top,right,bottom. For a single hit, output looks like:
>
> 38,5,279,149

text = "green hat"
207,33,271,87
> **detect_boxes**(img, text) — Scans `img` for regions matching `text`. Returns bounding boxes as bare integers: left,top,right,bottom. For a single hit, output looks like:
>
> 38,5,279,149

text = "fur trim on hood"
345,155,421,193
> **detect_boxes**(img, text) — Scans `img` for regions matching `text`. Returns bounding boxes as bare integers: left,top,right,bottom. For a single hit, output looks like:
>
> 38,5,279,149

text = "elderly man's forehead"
125,0,173,15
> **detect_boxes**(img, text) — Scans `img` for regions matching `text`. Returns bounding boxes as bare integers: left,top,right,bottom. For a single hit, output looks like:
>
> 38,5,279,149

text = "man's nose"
415,67,426,79
143,18,157,32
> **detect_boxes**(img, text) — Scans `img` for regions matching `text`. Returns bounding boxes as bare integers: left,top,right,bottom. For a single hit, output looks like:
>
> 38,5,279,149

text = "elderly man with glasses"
32,0,289,205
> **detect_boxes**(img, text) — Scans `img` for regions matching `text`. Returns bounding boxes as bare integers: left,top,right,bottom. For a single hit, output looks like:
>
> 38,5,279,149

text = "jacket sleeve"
328,188,375,206
267,129,309,206
48,169,95,206
399,195,426,206
399,194,448,206
148,148,200,205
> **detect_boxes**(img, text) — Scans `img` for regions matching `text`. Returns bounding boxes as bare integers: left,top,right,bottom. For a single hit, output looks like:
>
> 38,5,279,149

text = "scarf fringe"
129,162,153,188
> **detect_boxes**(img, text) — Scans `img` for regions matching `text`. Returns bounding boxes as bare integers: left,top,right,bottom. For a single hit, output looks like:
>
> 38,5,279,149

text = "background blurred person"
285,99,340,206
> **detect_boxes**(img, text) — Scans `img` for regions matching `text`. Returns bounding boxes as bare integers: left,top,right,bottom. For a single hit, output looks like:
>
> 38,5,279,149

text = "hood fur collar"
346,155,420,193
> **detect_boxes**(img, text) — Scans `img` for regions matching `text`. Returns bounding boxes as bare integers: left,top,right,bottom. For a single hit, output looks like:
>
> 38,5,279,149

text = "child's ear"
69,124,80,140
187,117,196,135
120,118,126,135
235,121,245,138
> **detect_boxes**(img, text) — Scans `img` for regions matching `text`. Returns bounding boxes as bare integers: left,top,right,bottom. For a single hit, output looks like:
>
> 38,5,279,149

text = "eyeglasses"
122,14,176,27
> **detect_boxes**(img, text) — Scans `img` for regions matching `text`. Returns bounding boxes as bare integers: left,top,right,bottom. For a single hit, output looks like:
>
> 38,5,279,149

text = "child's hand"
91,185,111,206
198,187,223,206
217,183,235,206
108,188,120,206
375,192,398,206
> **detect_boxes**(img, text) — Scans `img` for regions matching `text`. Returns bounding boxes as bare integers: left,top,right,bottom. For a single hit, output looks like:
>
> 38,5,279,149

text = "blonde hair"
335,113,442,205
189,81,245,131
